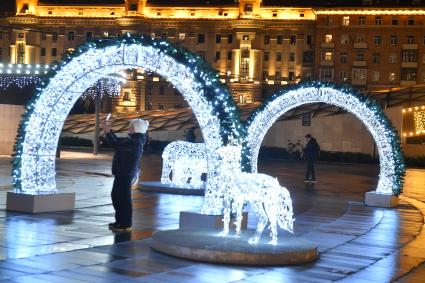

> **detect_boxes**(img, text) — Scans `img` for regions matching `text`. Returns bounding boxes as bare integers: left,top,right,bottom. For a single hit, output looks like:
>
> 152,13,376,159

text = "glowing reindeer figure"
216,146,294,245
161,141,207,188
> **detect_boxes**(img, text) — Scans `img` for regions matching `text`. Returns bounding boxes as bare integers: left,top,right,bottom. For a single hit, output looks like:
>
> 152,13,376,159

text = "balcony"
320,60,334,66
352,60,367,67
321,42,334,48
401,62,418,68
351,78,367,85
354,42,367,49
401,80,416,86
402,44,418,50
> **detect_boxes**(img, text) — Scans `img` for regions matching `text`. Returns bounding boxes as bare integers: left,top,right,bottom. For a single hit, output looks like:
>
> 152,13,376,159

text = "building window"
228,34,233,43
263,71,268,80
264,52,269,61
215,51,220,61
275,71,281,80
123,91,131,101
41,47,46,57
159,86,165,96
402,50,418,62
216,34,221,43
227,51,232,60
241,47,250,58
290,35,296,45
401,69,416,81
130,3,137,11
303,51,313,63
67,32,74,41
197,34,205,44
407,36,415,44
277,35,283,44
325,34,333,43
306,35,312,46
340,53,348,63
356,52,364,61
372,53,380,64
52,32,57,42
375,16,382,25
389,72,396,82
374,36,381,45
320,67,333,80
342,16,350,26
390,36,397,45
178,33,186,41
159,104,164,110
41,32,47,40
264,34,270,44
352,68,367,80
198,51,205,59
244,3,253,13
341,34,349,45
392,16,398,25
323,51,333,61
389,54,397,64
408,16,415,25
340,71,349,82
240,58,249,81
358,16,365,25
289,52,295,62
289,72,295,81
51,47,57,57
356,34,365,43
276,52,282,61
18,33,24,39
372,71,380,82
160,33,166,40
86,32,93,39
242,34,249,41
17,43,25,64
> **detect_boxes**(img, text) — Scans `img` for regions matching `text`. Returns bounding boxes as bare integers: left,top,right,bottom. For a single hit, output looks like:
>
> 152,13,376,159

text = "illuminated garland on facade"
0,75,41,90
12,34,243,215
243,82,405,196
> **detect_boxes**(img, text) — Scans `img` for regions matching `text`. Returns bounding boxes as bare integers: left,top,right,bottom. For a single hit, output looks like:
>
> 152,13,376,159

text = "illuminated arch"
244,83,405,196
12,34,242,213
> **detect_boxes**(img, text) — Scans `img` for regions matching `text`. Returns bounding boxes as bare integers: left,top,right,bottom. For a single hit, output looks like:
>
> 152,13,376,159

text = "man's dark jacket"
304,138,320,160
105,132,147,177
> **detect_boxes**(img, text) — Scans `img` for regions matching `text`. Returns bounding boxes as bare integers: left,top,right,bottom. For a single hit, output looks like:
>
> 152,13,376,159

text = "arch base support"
365,191,398,208
6,191,75,213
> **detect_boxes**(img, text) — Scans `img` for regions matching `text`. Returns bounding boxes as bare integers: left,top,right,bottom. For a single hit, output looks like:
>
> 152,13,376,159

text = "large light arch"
12,34,242,213
244,83,405,196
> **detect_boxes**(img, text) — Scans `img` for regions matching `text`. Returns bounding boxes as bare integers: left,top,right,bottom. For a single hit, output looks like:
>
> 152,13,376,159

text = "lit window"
372,71,380,82
342,16,350,26
358,16,365,25
323,51,333,61
356,34,365,43
375,16,382,25
341,34,349,45
402,69,416,81
325,34,333,43
242,35,249,41
352,68,367,80
389,72,396,82
178,33,186,41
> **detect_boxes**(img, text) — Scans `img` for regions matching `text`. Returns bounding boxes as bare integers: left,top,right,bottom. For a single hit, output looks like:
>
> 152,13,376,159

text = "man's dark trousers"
305,159,315,181
111,174,133,227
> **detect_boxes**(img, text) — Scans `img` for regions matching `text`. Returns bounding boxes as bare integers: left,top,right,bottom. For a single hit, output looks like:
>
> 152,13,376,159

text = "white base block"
365,191,398,208
6,192,76,213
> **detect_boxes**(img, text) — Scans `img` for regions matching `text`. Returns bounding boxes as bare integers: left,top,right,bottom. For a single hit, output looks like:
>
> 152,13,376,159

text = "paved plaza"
0,151,424,282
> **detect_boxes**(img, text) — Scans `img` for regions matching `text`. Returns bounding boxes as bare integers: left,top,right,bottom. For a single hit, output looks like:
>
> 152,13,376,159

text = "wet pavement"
0,151,424,282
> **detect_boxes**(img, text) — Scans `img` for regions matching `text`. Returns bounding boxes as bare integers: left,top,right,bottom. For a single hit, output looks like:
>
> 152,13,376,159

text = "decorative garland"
243,81,405,196
12,33,243,192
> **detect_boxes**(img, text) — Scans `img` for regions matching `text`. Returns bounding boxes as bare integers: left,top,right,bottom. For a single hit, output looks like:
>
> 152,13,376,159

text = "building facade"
1,0,425,112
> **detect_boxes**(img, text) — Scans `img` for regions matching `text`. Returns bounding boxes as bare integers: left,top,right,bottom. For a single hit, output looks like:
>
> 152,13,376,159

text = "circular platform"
139,181,205,196
151,229,318,265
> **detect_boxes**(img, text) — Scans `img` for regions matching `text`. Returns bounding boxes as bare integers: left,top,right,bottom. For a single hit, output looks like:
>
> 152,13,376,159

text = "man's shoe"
310,180,317,183
110,225,132,233
304,179,310,183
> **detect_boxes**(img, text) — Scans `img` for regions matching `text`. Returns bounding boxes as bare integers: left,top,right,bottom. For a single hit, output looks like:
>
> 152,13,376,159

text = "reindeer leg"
218,197,231,237
249,201,268,244
234,201,244,236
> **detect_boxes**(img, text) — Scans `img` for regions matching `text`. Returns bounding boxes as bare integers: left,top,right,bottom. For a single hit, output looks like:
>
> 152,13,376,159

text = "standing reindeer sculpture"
216,145,294,245
161,141,207,188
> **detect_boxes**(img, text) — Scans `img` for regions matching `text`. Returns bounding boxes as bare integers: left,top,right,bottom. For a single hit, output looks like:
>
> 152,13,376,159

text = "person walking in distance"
102,117,149,232
303,134,320,183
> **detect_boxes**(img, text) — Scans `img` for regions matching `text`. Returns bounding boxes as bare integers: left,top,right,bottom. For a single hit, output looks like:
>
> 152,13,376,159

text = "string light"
244,82,405,196
161,141,207,189
12,34,243,215
216,145,294,245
